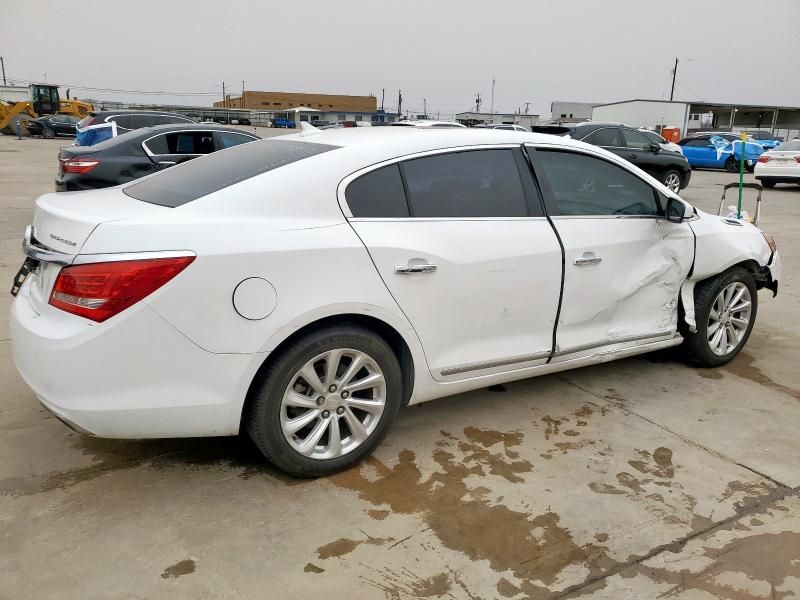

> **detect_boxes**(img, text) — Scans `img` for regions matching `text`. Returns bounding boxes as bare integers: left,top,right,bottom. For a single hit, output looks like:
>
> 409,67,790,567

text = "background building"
592,99,800,140
549,101,597,123
215,90,377,113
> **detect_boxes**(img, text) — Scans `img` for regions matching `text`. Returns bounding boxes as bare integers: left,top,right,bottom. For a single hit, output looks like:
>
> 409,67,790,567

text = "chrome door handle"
395,263,437,274
574,255,602,266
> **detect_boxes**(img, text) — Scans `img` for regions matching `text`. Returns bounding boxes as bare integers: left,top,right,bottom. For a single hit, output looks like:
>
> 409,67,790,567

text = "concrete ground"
1,132,799,600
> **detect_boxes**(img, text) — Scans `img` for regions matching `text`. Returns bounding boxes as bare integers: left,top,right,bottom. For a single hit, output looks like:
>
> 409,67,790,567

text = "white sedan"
10,128,781,476
754,139,800,188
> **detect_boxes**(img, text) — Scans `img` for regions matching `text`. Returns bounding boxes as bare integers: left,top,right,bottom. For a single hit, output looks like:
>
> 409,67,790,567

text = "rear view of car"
754,139,800,188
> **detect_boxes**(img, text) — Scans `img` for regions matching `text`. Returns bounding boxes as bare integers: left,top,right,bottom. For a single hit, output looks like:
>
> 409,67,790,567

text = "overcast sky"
4,0,799,118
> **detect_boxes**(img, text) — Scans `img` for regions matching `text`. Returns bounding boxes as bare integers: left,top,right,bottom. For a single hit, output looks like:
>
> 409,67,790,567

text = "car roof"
88,109,193,117
133,123,258,135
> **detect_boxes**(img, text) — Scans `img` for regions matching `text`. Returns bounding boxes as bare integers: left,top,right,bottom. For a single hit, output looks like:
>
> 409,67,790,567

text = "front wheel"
662,170,682,193
244,325,402,477
724,157,738,172
679,267,757,367
42,127,55,139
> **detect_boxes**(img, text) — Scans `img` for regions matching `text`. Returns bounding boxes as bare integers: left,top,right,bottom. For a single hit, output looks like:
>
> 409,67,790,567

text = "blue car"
678,134,764,172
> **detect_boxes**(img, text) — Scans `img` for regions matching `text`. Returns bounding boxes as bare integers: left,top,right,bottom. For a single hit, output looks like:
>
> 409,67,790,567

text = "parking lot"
1,132,799,599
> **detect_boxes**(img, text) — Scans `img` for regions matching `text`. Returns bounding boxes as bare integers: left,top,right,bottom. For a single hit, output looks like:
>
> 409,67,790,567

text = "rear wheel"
245,325,402,477
679,267,757,367
724,156,738,172
662,170,682,193
42,127,55,139
761,180,776,188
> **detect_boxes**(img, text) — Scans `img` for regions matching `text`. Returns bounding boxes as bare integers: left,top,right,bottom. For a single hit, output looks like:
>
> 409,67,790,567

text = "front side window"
535,150,660,217
216,131,257,149
681,138,710,147
625,129,657,149
401,149,531,218
582,127,624,147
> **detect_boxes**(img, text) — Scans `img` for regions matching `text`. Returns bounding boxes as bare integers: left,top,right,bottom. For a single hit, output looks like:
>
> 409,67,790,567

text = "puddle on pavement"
716,351,800,401
160,559,196,579
316,534,394,560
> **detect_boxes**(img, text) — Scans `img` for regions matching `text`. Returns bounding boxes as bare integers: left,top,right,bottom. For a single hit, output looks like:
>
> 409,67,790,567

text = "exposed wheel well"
240,314,416,432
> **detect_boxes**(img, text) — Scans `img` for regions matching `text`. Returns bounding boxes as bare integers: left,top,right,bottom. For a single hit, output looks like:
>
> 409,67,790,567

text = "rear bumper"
10,280,263,438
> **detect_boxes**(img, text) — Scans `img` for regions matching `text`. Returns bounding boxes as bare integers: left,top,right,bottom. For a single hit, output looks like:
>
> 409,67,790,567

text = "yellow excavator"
0,83,93,135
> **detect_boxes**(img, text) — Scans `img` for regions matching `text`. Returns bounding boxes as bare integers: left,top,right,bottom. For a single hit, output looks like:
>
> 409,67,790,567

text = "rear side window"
216,131,257,149
108,115,133,129
124,140,338,207
143,131,216,155
401,149,530,218
535,150,659,217
346,164,409,217
129,114,157,129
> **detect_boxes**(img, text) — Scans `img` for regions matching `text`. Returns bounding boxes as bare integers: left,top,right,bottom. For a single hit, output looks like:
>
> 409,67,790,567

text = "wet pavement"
1,133,799,599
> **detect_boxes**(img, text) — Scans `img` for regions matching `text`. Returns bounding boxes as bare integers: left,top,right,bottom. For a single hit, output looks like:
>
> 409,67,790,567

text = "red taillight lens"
795,156,800,163
757,155,770,163
49,257,194,322
62,157,100,174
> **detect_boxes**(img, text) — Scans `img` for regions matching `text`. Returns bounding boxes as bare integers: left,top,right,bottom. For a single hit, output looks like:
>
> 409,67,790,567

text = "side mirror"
665,197,690,223
650,143,661,153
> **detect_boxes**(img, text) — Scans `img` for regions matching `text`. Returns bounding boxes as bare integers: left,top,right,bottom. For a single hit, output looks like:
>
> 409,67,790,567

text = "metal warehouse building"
592,99,800,140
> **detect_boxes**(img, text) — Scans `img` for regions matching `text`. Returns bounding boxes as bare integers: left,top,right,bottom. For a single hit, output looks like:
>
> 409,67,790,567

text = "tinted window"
582,127,623,147
346,164,409,218
401,149,530,218
639,130,666,144
144,131,216,155
624,128,655,149
124,140,337,207
129,114,157,129
681,138,710,147
108,115,133,129
536,150,659,217
216,131,257,149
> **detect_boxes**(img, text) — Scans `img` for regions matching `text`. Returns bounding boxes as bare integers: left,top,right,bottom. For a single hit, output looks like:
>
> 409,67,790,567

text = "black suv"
77,110,196,136
559,122,691,192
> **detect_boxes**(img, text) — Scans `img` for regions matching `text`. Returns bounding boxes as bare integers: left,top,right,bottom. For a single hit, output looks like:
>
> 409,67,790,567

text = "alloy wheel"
664,173,681,193
280,348,386,460
707,282,752,356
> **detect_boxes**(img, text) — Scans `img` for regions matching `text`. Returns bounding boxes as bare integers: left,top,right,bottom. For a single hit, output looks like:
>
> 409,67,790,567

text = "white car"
10,128,781,476
639,128,683,154
754,139,800,188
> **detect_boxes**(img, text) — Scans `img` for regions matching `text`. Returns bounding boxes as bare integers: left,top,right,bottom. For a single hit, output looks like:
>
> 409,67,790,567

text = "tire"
678,267,757,367
761,180,776,189
662,170,682,193
244,325,402,477
42,127,55,139
724,157,738,172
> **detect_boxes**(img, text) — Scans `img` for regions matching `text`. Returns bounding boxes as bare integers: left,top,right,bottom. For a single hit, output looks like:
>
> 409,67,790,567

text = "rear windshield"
123,139,337,207
775,140,800,152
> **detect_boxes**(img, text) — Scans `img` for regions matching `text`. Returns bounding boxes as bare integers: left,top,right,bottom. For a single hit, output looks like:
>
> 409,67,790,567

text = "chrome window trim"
72,250,196,265
140,129,225,158
337,143,529,219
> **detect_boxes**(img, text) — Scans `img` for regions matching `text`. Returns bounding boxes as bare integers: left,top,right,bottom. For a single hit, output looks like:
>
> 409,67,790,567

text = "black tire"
244,325,402,477
724,157,738,172
42,127,55,139
678,267,758,367
761,180,776,189
662,169,682,193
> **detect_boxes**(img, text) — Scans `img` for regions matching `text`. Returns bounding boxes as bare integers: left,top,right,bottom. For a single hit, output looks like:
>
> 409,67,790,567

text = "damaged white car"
10,128,781,476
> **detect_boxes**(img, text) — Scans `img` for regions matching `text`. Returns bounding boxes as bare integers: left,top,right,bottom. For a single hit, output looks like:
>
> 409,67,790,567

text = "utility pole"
222,81,226,106
524,102,530,115
670,57,678,101
475,93,482,112
423,98,427,118
241,81,245,108
0,57,6,86
397,89,402,116
381,88,385,111
490,76,495,114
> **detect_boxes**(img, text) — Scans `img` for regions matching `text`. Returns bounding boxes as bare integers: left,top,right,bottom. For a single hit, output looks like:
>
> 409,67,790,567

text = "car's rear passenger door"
341,147,563,381
528,146,695,360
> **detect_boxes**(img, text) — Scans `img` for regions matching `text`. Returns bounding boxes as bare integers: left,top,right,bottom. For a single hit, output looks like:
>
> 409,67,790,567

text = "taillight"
49,257,195,322
757,155,770,163
62,157,100,174
795,156,800,163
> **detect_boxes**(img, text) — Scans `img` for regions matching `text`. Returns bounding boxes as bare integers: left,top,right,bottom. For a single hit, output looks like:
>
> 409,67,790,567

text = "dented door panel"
552,218,694,355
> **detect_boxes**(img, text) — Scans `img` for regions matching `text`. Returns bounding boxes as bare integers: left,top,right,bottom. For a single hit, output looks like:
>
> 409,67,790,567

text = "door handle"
574,254,602,266
395,263,437,274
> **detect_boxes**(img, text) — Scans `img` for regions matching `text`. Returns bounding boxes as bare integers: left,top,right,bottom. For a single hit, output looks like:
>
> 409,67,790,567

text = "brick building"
215,91,377,113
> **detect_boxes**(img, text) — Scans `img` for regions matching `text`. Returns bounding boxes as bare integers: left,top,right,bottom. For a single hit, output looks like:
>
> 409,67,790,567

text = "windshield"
123,139,338,207
640,130,666,144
